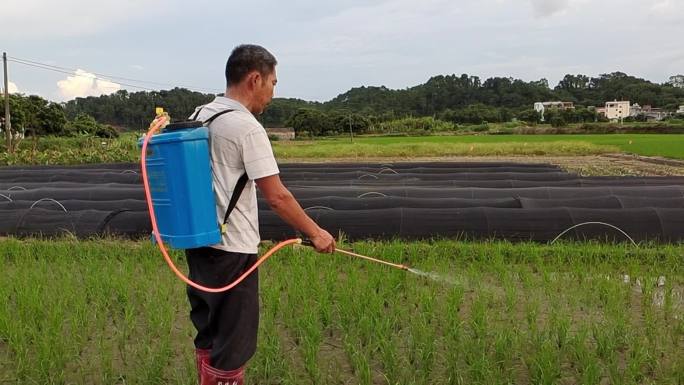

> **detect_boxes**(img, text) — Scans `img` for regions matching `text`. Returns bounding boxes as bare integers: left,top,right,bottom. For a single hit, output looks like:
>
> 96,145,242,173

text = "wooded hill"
3,72,683,136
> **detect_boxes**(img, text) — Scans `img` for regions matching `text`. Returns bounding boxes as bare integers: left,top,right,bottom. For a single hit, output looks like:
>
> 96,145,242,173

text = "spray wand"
300,239,409,271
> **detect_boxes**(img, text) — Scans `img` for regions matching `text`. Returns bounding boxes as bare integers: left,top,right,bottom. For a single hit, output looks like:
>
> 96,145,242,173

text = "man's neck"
225,88,255,115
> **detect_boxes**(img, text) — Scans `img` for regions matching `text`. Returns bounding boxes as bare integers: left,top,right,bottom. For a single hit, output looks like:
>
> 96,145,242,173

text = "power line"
7,55,222,94
9,56,165,89
8,56,222,93
8,57,221,94
8,59,158,92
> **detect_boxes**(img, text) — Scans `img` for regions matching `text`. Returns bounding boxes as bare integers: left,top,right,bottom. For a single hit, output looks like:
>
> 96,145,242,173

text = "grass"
280,134,684,160
3,132,684,165
0,134,140,166
272,140,618,159
1,237,682,384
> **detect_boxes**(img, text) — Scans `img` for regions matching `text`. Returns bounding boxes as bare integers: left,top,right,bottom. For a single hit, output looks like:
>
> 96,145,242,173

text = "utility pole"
348,113,353,143
3,52,11,152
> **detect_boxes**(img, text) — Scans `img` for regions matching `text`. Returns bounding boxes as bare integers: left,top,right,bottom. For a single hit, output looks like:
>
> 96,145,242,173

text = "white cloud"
3,0,683,102
530,0,571,16
130,64,145,71
57,69,121,100
1,82,19,94
0,0,167,39
281,0,463,61
3,81,20,94
651,0,672,12
648,0,684,22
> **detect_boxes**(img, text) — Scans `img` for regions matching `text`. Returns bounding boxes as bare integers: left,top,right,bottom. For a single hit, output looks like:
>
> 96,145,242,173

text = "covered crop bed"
1,162,684,242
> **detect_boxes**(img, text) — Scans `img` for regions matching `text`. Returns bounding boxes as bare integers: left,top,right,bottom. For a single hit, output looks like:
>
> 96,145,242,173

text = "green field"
1,238,682,384
272,140,618,159
3,133,684,165
275,134,684,160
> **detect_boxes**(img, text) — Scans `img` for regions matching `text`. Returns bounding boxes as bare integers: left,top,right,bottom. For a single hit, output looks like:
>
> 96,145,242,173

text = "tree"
286,109,333,138
548,112,567,127
517,109,541,124
11,70,680,138
331,113,371,134
66,113,119,138
556,74,590,91
441,104,504,124
34,102,67,135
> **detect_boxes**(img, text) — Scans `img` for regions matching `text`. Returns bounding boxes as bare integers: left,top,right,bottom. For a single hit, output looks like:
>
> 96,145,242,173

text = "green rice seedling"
344,335,371,385
408,312,436,383
568,327,601,385
492,328,517,381
250,310,289,382
526,338,562,385
463,338,495,385
444,287,465,385
378,330,400,384
503,272,519,316
1,238,683,384
297,310,323,383
591,321,619,364
548,310,571,351
469,294,490,341
525,299,541,335
624,336,649,384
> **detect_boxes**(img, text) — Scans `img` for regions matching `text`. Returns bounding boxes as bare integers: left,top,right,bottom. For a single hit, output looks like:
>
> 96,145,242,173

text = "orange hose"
140,117,302,293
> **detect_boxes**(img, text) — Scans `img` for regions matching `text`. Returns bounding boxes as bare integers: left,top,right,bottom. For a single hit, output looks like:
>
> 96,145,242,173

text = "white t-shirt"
190,96,279,254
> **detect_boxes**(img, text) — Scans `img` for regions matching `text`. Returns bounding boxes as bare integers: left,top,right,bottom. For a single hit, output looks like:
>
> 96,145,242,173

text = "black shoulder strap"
222,172,249,226
203,109,234,125
189,106,205,120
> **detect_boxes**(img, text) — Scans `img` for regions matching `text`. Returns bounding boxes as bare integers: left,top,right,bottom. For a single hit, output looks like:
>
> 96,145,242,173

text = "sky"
1,0,682,103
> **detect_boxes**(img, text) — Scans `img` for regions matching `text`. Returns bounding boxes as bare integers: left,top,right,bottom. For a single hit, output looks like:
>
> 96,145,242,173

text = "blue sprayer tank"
138,121,221,249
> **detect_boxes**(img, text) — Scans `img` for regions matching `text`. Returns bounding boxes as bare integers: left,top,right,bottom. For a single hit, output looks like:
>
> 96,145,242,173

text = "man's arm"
255,174,336,253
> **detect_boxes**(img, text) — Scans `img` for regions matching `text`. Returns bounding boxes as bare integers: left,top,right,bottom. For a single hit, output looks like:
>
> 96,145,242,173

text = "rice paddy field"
2,133,684,384
3,133,684,165
1,238,682,384
273,134,684,160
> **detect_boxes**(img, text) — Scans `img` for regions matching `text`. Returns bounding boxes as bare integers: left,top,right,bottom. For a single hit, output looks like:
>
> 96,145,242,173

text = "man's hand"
309,228,336,253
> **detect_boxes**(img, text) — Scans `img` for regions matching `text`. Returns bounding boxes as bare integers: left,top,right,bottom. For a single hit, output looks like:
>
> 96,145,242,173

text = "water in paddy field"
406,267,457,285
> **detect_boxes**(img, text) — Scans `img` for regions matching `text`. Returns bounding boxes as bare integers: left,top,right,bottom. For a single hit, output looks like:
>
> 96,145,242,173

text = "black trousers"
185,247,259,371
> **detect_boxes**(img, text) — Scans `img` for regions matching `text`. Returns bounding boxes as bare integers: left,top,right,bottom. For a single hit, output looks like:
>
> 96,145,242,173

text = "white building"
265,127,295,140
533,101,574,122
630,104,669,121
605,100,630,121
677,105,684,114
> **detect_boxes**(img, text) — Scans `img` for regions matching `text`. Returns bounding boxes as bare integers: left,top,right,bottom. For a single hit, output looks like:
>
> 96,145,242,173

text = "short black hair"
225,44,277,87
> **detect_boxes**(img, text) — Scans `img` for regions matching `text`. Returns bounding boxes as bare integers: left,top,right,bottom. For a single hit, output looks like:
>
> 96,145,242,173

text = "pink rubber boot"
195,348,211,383
200,360,245,385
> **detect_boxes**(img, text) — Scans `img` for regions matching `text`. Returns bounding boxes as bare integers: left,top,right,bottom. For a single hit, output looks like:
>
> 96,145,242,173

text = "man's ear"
249,71,262,88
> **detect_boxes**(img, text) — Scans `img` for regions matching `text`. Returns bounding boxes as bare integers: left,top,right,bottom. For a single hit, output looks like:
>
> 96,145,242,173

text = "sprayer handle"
300,238,314,247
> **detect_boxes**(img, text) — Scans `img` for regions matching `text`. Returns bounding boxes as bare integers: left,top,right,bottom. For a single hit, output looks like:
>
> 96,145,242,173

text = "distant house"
533,101,575,121
630,104,670,121
265,127,295,140
604,100,630,121
589,106,606,117
677,105,684,114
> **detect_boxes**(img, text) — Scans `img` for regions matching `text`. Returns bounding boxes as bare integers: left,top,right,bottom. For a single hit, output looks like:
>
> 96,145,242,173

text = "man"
186,44,336,385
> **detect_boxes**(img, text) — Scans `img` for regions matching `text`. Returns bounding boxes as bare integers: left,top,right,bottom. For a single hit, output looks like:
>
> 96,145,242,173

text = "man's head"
225,45,278,115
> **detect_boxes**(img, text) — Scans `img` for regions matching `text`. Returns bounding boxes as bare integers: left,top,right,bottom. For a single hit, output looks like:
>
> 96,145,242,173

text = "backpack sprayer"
139,110,410,293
